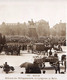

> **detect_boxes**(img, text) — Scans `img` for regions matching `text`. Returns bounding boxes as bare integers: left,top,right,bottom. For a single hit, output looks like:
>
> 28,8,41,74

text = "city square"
0,0,66,76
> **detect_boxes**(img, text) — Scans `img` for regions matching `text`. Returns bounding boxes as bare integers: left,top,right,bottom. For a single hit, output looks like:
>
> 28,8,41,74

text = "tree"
0,33,2,44
2,35,6,45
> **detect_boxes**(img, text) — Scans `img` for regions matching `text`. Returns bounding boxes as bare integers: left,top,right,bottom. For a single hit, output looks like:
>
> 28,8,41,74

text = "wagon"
33,43,45,51
33,43,52,53
34,56,59,69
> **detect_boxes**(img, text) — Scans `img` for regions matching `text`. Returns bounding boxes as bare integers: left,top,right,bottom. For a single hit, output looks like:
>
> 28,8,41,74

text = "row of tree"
0,33,6,45
0,20,66,37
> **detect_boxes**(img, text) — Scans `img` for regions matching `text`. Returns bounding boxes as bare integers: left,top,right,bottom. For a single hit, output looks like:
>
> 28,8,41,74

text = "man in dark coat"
49,49,52,57
3,62,10,73
53,61,60,74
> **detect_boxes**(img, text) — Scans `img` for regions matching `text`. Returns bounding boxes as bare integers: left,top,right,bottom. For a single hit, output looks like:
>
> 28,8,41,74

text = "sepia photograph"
0,0,66,77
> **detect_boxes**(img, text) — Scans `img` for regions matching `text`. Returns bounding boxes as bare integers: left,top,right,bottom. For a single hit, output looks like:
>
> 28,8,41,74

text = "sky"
0,0,67,27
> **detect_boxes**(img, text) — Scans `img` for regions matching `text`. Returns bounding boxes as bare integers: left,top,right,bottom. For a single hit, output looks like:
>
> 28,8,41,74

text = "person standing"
3,62,10,73
54,61,60,74
49,49,52,57
64,57,66,72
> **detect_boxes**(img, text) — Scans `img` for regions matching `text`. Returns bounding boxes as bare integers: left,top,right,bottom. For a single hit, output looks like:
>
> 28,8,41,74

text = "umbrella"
20,62,33,68
20,62,41,73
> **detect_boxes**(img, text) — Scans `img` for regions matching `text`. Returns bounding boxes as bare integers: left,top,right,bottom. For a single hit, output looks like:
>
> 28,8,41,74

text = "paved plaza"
0,46,67,74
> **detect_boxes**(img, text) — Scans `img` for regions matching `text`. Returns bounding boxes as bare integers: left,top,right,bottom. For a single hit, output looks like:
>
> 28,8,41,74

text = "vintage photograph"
0,0,66,75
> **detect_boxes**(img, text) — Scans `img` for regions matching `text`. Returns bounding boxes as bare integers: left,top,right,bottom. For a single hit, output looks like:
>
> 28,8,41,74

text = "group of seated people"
0,62,41,74
0,62,14,74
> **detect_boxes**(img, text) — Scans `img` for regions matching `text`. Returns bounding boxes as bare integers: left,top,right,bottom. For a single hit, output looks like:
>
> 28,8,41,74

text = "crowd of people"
6,36,66,45
0,35,66,74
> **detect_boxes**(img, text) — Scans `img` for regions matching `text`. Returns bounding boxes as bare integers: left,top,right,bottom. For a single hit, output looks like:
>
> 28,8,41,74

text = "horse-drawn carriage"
34,56,59,69
32,43,62,53
53,44,62,51
32,43,52,52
